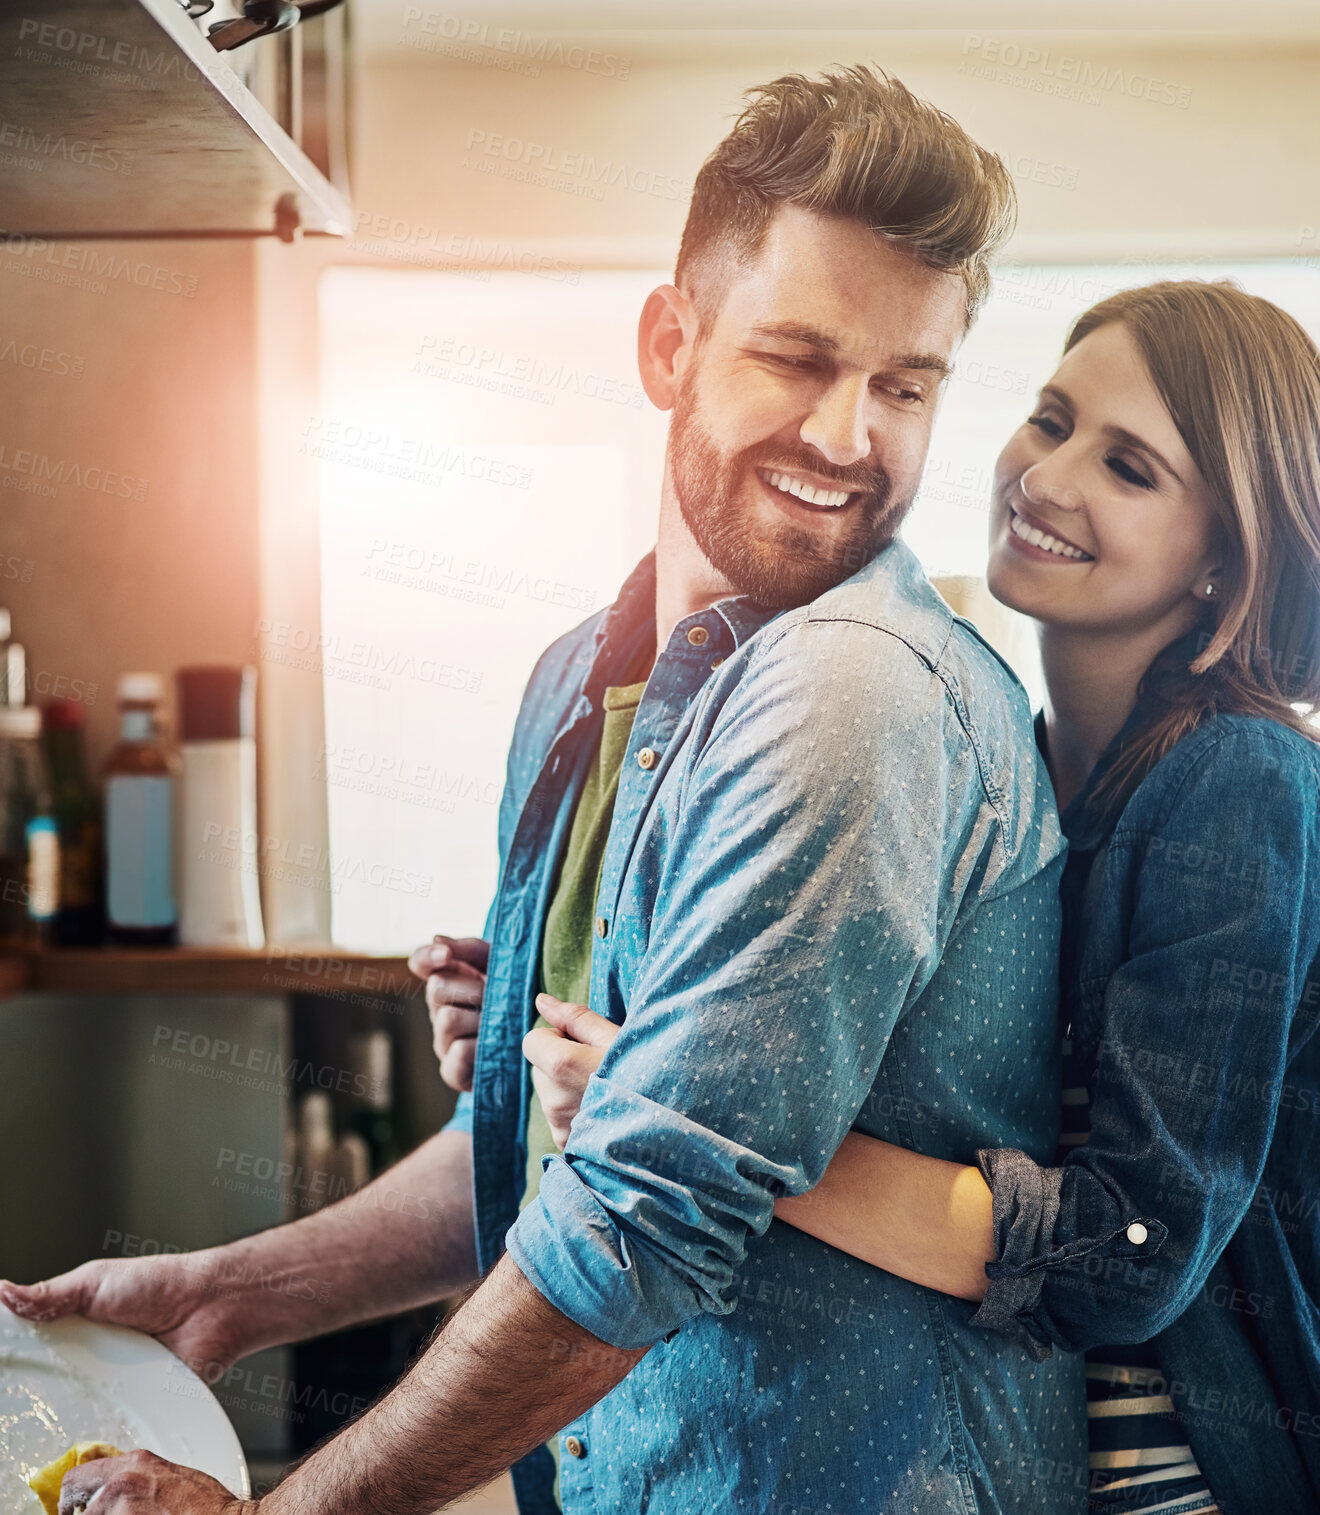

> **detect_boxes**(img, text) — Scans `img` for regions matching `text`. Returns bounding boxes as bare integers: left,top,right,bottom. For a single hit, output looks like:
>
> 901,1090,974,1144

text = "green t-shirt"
521,675,648,1211
520,669,649,1502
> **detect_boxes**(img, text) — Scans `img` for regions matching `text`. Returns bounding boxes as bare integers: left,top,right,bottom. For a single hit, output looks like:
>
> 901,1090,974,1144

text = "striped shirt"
1061,1032,1219,1515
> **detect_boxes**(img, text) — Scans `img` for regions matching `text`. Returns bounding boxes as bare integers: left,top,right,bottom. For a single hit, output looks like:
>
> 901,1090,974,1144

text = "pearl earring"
1204,582,1217,599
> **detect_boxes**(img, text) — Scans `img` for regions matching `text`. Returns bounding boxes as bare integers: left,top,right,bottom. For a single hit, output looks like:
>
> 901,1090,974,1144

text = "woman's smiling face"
987,320,1223,639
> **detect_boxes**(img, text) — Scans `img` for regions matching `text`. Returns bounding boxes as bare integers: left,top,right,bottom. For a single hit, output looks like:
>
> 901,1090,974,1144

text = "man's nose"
799,376,871,468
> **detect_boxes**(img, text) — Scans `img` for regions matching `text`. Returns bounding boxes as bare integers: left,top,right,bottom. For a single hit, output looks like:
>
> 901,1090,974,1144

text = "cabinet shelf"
0,0,353,239
0,946,418,1001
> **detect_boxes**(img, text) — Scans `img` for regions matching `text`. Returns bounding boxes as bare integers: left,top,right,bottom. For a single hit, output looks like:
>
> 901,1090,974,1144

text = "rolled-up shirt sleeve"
971,727,1320,1360
507,618,998,1348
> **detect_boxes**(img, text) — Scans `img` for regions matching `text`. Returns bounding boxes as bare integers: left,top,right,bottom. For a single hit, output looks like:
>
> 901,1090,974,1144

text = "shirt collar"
711,591,786,648
587,549,787,695
586,551,657,699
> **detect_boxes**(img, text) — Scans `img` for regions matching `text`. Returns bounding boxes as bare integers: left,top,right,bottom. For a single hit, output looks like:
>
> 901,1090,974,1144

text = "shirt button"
1126,1222,1148,1245
637,746,657,769
594,916,607,938
710,657,724,669
564,1435,586,1459
686,625,709,646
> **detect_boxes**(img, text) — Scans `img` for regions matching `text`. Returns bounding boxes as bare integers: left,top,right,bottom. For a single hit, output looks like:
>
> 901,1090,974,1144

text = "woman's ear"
1192,550,1226,607
638,284,700,411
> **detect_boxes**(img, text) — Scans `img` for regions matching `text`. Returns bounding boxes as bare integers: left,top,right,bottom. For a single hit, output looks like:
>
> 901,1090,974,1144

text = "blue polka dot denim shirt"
448,540,1087,1513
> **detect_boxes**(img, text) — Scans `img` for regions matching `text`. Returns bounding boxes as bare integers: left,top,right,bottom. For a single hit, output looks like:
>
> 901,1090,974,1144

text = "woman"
523,281,1320,1515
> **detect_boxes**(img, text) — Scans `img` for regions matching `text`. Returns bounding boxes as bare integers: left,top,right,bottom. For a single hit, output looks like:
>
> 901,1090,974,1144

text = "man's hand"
56,1449,256,1515
408,936,489,1092
0,1253,245,1380
3,1129,482,1386
523,994,619,1147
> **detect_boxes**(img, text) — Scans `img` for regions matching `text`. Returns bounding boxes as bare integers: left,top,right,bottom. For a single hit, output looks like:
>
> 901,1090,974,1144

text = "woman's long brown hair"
1067,281,1320,815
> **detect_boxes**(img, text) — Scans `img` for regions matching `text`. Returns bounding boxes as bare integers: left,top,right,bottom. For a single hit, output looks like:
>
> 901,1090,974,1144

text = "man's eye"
868,381,924,403
1027,414,1066,439
764,353,819,372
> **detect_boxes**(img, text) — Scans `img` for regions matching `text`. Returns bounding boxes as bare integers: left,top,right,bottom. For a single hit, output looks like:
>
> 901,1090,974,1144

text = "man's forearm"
261,1253,646,1515
202,1129,479,1359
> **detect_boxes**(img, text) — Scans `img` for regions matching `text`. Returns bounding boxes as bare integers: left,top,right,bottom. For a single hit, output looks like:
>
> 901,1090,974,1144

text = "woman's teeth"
1009,508,1092,560
763,469,853,509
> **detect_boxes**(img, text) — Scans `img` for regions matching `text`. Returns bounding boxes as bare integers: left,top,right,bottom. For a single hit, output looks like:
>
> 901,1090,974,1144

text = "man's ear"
638,284,700,411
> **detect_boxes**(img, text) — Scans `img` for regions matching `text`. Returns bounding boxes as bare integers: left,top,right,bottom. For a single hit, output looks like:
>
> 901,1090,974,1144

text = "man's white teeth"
765,470,852,509
1009,509,1091,560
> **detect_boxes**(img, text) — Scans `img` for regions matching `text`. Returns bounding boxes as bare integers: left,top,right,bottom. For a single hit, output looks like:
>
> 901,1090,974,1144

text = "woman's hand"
408,935,490,1092
523,993,620,1147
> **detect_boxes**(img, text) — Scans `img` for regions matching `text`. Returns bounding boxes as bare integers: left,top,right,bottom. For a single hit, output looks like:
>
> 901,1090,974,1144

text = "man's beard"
669,372,911,610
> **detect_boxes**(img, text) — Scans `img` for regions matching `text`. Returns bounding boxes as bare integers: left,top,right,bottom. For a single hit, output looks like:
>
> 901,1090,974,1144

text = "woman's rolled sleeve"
971,1146,1167,1359
971,724,1320,1360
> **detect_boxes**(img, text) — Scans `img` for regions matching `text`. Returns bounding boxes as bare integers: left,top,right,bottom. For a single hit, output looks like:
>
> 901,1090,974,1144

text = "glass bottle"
347,1030,400,1175
102,673,179,946
41,698,104,945
0,704,60,943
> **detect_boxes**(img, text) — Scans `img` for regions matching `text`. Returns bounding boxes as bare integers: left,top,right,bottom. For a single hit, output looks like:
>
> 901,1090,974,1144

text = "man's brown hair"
675,64,1016,329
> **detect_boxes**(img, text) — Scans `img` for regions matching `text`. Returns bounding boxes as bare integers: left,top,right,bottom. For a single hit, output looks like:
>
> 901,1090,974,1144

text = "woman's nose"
1019,462,1085,515
799,376,870,467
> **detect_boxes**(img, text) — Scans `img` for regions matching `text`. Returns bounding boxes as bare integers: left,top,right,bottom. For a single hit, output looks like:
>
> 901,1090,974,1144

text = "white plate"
0,1308,249,1514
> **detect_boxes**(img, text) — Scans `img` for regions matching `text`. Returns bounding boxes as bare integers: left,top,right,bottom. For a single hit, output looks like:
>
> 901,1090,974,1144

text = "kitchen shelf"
0,946,418,1001
0,0,352,239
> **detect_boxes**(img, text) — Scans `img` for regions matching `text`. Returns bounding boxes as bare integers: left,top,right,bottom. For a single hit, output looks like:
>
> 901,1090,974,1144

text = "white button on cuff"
1126,1222,1148,1245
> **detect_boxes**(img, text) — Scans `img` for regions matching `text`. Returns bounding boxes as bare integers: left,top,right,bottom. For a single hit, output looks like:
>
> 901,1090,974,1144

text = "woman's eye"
1026,414,1066,439
1107,456,1155,489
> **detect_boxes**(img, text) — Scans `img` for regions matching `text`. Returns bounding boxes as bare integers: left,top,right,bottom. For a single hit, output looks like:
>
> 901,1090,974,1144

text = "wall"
3,24,1317,943
0,241,261,774
354,33,1320,263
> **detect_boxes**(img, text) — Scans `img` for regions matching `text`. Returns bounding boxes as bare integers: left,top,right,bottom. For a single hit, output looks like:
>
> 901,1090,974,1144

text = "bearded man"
6,65,1082,1515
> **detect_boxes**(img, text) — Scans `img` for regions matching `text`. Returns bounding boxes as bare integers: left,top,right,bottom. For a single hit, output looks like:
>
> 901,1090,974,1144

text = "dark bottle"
347,1030,401,1174
0,705,59,943
41,699,105,945
102,673,179,946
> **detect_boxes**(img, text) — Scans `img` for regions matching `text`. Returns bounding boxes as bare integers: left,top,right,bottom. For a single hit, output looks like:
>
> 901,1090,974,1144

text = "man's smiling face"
669,203,969,608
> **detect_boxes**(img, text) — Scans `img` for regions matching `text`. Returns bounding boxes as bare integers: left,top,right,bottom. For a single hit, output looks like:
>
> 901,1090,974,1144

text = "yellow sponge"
27,1443,124,1515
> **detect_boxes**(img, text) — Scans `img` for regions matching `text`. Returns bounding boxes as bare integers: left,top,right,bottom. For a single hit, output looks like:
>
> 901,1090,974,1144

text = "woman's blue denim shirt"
972,650,1320,1515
